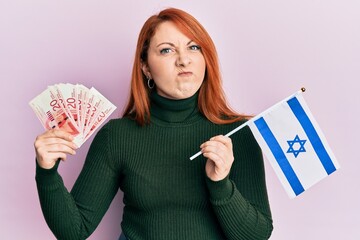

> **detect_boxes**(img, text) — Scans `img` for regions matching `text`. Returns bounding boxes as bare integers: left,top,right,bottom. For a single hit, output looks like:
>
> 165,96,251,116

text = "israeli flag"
248,91,340,198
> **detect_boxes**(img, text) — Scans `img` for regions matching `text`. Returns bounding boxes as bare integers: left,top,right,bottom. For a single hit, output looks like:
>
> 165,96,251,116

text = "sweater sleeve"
205,126,273,240
35,122,119,240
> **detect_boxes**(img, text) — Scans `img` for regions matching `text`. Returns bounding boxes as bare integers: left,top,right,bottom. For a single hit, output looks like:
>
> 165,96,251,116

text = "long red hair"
123,8,249,125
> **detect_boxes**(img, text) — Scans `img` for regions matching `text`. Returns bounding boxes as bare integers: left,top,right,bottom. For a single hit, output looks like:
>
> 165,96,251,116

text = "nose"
175,51,191,67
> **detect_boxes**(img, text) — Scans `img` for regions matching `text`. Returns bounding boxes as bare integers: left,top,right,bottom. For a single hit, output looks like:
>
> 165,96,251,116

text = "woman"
34,8,273,240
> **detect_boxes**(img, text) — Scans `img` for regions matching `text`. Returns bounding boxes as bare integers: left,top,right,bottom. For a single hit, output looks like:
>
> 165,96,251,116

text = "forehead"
151,21,191,45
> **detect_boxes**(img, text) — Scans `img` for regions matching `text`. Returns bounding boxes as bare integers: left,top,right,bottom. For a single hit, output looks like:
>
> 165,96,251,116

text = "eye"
160,48,173,54
189,45,201,51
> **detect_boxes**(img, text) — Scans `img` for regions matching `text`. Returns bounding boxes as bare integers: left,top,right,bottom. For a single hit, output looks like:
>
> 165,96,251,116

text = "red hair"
123,8,249,125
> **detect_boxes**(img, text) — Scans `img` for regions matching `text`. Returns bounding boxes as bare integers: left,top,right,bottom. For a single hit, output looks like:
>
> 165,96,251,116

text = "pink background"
1,0,359,239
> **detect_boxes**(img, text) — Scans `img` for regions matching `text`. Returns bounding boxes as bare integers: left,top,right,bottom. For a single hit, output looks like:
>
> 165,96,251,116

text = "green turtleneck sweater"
36,92,273,240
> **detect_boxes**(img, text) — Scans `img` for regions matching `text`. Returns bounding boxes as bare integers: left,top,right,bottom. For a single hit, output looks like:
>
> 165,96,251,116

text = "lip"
178,71,193,77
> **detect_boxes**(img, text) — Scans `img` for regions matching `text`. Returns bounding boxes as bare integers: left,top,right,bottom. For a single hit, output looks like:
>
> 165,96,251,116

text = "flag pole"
189,121,250,160
189,87,306,161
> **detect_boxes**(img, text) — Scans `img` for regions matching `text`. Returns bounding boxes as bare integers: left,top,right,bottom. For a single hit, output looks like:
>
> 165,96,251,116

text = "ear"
141,61,152,79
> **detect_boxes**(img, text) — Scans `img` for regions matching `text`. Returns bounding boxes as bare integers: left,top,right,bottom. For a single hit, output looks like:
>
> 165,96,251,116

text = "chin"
159,87,198,100
177,91,197,99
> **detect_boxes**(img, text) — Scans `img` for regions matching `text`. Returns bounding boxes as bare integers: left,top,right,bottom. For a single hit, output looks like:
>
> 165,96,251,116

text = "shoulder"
107,117,139,128
95,117,141,138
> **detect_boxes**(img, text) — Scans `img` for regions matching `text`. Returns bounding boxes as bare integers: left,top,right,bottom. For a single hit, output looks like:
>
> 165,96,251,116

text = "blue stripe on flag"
287,97,336,175
254,117,305,196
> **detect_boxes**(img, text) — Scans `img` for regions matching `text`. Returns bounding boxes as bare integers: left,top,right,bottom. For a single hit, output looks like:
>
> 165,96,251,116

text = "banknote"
29,84,116,147
83,88,116,142
55,83,79,128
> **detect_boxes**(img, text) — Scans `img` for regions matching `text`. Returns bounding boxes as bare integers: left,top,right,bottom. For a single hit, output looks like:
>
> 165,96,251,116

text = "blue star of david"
286,135,307,158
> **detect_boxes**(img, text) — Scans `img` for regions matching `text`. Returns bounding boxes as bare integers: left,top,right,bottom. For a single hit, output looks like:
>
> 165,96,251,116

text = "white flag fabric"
248,91,340,198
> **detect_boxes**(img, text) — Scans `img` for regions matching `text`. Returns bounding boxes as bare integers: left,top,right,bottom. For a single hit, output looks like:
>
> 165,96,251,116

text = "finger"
204,136,233,159
201,141,234,167
201,143,227,158
200,137,226,149
200,135,232,149
201,140,228,157
202,151,226,166
36,141,77,163
37,129,74,141
201,143,229,164
209,135,233,148
202,146,232,168
35,130,78,151
41,143,77,155
35,137,78,150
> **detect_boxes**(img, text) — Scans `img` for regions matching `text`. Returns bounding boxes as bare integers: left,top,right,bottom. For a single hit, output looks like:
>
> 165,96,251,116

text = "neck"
150,91,202,124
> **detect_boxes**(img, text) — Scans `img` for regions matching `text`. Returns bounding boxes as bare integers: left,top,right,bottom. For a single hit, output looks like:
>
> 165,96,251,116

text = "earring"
147,76,154,89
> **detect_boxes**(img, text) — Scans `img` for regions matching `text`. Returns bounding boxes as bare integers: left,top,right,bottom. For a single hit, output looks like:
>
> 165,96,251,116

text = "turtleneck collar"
150,91,202,124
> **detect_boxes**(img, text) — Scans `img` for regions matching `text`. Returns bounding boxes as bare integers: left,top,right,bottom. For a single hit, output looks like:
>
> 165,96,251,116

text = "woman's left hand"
200,135,234,181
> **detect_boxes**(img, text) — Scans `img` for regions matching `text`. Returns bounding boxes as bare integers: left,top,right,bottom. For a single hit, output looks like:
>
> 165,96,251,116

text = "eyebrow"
156,40,194,48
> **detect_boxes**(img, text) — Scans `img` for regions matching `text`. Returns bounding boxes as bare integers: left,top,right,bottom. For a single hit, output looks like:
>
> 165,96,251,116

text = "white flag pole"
189,121,250,161
189,87,306,161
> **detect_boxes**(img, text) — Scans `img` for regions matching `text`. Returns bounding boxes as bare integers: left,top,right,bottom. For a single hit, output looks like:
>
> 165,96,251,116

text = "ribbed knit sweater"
36,91,273,240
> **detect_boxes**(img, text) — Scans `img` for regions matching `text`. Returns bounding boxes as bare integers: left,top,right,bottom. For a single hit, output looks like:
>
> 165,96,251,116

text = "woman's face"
142,21,206,100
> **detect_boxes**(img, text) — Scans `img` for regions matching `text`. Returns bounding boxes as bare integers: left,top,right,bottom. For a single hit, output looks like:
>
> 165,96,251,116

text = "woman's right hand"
34,129,78,169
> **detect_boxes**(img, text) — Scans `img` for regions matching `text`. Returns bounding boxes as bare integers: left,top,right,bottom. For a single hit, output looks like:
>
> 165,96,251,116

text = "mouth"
178,71,193,77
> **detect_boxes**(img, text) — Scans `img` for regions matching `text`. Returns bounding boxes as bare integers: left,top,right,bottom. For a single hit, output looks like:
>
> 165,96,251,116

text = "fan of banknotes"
29,83,117,147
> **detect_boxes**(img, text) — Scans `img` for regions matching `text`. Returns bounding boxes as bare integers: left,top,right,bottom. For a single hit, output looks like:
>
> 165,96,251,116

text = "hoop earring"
147,76,155,89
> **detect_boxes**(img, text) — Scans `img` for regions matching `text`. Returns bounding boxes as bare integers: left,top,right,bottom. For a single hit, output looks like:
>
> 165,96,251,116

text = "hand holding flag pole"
189,121,248,160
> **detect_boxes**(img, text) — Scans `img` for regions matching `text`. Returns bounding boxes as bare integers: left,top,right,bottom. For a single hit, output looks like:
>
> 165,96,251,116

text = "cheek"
148,59,172,78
